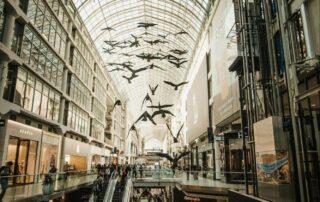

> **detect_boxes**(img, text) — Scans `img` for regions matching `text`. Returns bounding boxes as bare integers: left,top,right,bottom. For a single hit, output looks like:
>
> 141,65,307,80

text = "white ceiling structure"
73,0,213,125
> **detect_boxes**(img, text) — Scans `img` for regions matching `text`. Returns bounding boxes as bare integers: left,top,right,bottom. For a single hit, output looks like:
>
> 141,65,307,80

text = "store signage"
19,128,33,137
0,119,5,127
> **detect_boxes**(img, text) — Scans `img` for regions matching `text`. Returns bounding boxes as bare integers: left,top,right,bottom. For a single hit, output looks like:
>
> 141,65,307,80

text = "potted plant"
42,174,54,194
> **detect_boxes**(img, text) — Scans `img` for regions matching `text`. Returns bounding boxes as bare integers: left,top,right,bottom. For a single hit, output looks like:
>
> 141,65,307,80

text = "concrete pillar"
59,136,66,171
64,40,71,63
215,140,221,180
61,68,69,94
0,61,9,99
58,98,65,124
2,14,16,48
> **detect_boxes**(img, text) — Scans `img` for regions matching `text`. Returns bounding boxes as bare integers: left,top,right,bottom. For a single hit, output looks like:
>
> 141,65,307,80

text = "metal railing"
130,168,254,195
0,170,97,201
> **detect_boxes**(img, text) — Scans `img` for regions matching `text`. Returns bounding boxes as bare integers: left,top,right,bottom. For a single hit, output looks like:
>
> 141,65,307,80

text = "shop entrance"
6,137,38,184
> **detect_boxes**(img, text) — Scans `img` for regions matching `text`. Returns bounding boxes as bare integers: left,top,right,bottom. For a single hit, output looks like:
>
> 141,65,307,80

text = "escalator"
111,180,124,202
88,171,117,202
102,171,132,202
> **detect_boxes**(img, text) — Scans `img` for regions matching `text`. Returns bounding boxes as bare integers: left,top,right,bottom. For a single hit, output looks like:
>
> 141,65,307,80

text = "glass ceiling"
73,0,212,121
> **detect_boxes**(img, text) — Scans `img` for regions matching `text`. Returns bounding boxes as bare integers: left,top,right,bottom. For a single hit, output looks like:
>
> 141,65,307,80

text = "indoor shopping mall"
0,0,319,201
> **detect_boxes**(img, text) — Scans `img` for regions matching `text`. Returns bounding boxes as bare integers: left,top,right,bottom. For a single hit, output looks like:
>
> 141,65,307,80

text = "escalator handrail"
103,171,118,202
122,172,133,202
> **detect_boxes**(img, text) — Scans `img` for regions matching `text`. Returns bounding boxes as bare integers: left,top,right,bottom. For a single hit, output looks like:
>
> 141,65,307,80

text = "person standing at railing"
48,163,57,183
0,161,13,202
132,164,137,178
139,165,143,178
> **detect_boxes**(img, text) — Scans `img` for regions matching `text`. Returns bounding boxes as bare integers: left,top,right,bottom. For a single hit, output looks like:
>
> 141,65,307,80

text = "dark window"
274,31,285,75
25,119,31,125
292,11,307,61
10,114,17,121
269,0,277,19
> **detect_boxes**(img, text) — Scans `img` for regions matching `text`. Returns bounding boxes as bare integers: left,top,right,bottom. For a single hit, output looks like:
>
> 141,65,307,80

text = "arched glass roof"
73,0,212,120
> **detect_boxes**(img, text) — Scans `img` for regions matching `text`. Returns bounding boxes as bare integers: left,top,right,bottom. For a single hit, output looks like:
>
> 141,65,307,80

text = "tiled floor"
2,174,97,202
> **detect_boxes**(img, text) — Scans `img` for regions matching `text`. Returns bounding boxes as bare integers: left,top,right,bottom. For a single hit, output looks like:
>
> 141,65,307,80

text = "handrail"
0,169,97,180
122,172,133,202
103,171,118,202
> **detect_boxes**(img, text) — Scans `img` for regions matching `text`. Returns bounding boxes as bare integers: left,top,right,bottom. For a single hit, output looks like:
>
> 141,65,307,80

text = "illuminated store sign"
19,129,33,136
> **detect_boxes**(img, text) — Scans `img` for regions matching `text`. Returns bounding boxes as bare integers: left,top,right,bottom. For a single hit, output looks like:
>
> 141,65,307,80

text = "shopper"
0,161,13,201
139,165,143,178
92,172,104,202
132,164,137,178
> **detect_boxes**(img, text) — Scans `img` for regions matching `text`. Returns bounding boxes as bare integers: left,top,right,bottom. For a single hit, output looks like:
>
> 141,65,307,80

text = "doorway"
6,137,38,184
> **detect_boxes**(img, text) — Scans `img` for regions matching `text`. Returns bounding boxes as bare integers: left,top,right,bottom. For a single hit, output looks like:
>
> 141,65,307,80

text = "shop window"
40,141,58,174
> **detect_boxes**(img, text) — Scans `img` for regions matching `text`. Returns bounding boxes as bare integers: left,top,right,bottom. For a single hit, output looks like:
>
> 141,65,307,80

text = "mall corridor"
0,0,319,201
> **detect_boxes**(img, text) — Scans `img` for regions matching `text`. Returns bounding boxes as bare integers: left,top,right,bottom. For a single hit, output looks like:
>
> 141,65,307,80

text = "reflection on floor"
3,174,97,201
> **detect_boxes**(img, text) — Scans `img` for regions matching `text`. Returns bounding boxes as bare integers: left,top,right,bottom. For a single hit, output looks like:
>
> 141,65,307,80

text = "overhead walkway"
2,170,97,202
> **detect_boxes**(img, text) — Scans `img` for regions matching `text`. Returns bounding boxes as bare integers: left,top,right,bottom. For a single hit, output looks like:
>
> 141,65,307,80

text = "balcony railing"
0,170,97,201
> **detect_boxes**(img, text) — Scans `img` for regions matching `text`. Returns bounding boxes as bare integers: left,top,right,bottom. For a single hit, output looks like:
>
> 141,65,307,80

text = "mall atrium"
0,0,319,201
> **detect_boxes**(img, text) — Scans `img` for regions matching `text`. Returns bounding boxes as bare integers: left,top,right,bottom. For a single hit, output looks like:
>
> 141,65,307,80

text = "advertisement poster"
256,150,290,184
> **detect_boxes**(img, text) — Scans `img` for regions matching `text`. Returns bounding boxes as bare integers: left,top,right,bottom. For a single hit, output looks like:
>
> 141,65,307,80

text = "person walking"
0,161,13,202
139,165,143,178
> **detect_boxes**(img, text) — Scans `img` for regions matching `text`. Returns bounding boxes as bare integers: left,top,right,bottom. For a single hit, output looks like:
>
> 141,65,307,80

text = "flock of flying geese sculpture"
106,22,190,146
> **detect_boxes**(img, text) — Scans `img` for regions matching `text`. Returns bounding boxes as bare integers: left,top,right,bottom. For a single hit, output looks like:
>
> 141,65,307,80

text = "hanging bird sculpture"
166,123,184,143
135,111,157,125
163,81,188,91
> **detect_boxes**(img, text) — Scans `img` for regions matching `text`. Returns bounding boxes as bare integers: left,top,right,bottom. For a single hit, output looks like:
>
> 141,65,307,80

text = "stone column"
61,68,69,94
0,60,9,98
58,98,65,124
2,13,16,47
64,40,71,64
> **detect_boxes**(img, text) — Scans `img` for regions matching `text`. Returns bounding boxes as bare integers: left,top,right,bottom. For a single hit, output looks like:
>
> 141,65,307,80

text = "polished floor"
3,174,97,201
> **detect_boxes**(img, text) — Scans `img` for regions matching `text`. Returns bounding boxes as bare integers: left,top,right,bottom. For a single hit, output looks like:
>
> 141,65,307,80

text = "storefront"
64,137,88,171
1,120,63,184
4,120,42,184
215,132,249,183
104,148,111,164
90,145,103,169
39,131,61,174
